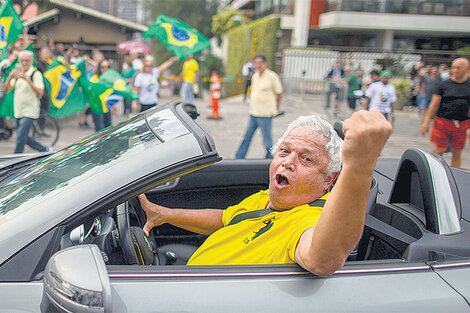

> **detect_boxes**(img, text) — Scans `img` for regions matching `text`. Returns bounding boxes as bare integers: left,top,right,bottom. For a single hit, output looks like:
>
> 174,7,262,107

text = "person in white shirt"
133,56,177,112
130,50,143,73
242,58,254,102
363,70,397,123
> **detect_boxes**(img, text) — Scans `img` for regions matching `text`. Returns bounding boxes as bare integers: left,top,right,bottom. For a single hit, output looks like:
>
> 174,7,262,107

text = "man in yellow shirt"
235,54,283,159
179,55,199,104
138,110,392,276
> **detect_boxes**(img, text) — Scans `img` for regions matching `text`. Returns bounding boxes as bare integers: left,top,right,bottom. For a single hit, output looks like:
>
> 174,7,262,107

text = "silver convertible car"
0,102,469,312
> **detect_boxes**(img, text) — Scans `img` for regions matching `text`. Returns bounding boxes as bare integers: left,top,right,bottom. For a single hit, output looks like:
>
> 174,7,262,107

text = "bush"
456,47,470,59
225,16,280,97
390,78,413,110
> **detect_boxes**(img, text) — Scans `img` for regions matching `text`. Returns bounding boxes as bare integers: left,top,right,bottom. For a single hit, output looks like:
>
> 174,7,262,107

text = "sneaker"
46,146,53,153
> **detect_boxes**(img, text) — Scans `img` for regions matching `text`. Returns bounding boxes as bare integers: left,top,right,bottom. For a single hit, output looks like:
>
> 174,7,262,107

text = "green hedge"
390,78,413,110
225,16,280,97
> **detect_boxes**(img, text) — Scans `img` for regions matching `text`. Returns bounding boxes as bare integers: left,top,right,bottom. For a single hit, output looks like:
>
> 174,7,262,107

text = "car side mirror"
183,103,199,120
41,245,111,313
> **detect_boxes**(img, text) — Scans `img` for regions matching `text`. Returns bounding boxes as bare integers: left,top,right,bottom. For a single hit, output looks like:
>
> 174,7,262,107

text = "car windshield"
0,107,189,221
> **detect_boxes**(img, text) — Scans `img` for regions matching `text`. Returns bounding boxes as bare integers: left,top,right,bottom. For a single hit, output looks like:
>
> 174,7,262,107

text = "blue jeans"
235,115,273,159
123,98,132,114
92,112,112,132
417,92,430,115
181,81,194,104
15,117,47,153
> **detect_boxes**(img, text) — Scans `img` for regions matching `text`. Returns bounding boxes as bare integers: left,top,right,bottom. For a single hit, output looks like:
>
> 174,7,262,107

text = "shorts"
417,92,430,110
430,117,469,150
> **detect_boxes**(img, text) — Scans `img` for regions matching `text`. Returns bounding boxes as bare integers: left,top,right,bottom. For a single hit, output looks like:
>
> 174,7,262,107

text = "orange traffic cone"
208,71,222,120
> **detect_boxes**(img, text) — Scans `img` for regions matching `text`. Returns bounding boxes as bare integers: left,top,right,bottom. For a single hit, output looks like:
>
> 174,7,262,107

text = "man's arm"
421,94,441,136
295,110,392,276
138,194,223,236
157,56,178,72
363,97,370,110
3,70,16,94
276,93,283,110
363,84,374,110
20,71,44,98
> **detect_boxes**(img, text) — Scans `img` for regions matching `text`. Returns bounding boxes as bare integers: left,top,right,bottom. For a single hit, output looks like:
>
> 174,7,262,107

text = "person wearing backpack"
3,50,51,153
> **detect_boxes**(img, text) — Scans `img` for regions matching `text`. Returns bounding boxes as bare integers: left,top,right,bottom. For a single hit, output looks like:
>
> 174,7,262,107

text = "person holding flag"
36,47,53,131
4,50,50,153
143,14,211,104
90,59,114,131
134,56,177,112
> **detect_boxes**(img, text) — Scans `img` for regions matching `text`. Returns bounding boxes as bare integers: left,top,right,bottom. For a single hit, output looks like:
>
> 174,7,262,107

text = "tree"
145,0,218,73
211,6,248,46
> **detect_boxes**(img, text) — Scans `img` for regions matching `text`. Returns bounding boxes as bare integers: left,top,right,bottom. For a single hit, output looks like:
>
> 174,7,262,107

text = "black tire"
32,114,59,147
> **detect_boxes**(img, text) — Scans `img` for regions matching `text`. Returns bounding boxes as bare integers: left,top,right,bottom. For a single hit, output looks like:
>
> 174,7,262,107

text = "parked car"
0,101,469,312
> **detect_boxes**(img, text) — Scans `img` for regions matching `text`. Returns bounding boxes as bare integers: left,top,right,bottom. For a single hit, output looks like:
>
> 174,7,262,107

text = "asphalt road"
1,88,469,171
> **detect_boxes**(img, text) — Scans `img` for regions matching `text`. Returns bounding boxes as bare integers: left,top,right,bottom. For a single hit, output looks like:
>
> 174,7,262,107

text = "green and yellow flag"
0,0,24,58
44,58,86,118
79,78,122,114
95,68,138,100
143,14,211,60
75,62,119,114
0,43,34,118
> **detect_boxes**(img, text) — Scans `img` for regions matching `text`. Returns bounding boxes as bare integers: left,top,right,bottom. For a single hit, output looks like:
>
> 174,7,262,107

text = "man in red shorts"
421,58,470,168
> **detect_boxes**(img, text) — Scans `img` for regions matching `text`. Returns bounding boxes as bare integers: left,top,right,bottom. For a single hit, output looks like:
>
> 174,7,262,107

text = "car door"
107,261,470,312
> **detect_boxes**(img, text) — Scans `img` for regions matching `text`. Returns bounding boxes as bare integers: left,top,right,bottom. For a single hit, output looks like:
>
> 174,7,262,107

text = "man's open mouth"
276,174,289,186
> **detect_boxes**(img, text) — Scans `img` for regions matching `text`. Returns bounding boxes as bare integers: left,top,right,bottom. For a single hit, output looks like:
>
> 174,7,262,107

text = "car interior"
56,146,468,269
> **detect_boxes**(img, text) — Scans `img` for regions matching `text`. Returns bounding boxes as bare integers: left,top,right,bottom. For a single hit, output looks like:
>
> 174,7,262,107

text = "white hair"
18,50,33,60
272,115,343,176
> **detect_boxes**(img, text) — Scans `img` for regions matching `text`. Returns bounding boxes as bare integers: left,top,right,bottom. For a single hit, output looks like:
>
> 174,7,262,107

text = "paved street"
1,88,469,171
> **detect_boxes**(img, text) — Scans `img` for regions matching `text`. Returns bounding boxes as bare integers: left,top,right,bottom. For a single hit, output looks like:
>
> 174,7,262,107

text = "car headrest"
130,226,155,266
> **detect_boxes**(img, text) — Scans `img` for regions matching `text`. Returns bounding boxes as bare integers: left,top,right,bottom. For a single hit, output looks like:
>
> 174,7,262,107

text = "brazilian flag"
75,62,121,114
79,78,122,114
0,0,24,59
44,58,86,118
95,68,138,100
143,14,210,60
0,43,35,118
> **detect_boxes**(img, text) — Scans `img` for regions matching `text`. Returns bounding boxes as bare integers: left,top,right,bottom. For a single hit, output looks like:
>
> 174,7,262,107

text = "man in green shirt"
341,65,360,113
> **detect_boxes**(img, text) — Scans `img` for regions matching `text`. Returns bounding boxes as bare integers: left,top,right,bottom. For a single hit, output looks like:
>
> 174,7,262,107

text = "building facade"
230,0,470,52
71,0,146,24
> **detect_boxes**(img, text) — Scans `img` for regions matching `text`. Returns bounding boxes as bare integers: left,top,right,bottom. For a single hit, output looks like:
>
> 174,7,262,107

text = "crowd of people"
0,33,201,153
235,55,469,169
324,58,470,168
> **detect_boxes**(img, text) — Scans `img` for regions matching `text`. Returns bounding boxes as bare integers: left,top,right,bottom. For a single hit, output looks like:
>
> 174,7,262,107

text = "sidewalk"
196,92,470,170
0,90,469,171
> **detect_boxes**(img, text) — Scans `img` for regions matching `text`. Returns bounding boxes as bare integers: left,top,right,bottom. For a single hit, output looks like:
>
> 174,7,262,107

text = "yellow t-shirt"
187,190,327,266
182,59,199,83
249,68,283,117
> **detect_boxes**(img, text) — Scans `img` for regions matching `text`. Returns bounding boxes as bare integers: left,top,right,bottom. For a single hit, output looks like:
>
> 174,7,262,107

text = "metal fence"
281,49,422,96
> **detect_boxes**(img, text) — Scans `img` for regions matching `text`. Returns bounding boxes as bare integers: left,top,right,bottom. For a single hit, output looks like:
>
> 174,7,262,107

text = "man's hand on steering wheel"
137,194,172,236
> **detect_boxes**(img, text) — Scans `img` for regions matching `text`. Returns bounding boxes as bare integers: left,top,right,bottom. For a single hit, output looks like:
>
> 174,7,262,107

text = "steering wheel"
116,201,159,265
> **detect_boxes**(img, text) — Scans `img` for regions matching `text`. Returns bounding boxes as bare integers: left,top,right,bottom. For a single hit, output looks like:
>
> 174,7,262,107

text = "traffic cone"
208,71,222,120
